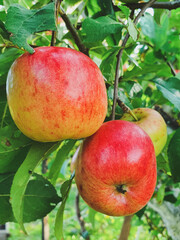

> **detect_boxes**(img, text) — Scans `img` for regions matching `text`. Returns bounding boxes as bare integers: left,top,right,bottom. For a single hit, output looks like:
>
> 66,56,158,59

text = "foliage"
0,0,180,239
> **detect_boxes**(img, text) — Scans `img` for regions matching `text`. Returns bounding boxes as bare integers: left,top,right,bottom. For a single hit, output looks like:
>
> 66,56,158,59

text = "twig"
51,0,62,46
163,56,176,76
154,105,180,130
75,193,90,240
113,0,180,11
112,0,157,120
59,7,89,56
118,215,133,240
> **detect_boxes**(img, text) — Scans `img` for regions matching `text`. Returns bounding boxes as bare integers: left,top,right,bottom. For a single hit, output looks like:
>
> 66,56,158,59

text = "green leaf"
88,207,97,228
169,8,180,31
117,5,130,19
127,18,137,42
139,13,169,50
156,184,165,204
0,125,32,174
85,0,114,17
82,16,123,43
0,173,15,224
55,173,74,240
5,3,56,53
136,206,146,219
123,61,171,81
0,173,61,224
108,85,133,109
168,128,180,183
23,173,61,222
0,48,23,85
100,47,119,83
48,140,76,185
10,141,59,232
153,77,180,111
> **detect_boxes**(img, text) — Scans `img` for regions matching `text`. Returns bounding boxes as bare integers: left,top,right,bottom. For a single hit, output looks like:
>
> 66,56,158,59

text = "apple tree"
0,0,180,239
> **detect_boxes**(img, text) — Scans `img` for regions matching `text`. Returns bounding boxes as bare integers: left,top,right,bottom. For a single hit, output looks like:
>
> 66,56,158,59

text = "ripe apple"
6,47,107,142
120,108,167,156
75,120,157,216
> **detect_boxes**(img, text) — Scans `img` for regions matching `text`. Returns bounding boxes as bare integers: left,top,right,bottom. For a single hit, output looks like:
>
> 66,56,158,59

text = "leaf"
0,173,15,224
153,77,180,111
108,85,133,109
23,173,61,222
0,125,32,174
85,0,114,18
5,3,56,53
117,5,130,19
123,62,171,81
100,47,119,83
0,173,61,224
48,140,76,185
10,141,59,232
156,184,165,204
127,17,137,42
168,128,180,183
82,16,123,43
0,48,23,85
139,13,169,50
124,51,141,69
88,207,97,228
55,172,74,240
136,206,146,219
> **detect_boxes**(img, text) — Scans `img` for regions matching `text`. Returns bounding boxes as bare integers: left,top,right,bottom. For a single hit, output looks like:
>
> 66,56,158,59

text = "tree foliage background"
0,0,180,239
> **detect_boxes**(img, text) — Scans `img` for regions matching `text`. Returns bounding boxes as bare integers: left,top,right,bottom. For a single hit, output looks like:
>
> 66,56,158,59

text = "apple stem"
116,184,127,194
117,98,138,121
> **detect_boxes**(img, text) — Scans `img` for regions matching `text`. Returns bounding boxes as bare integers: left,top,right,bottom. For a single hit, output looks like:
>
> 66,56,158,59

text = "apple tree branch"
59,7,89,56
111,0,157,120
113,0,180,11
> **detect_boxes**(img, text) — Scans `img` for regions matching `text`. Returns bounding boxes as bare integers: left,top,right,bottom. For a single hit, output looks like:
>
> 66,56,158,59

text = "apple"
75,120,157,216
6,47,107,142
120,108,167,156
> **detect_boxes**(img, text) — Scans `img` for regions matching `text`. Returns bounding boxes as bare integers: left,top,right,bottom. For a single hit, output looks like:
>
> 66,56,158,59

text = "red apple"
75,120,156,216
6,47,107,142
121,108,167,156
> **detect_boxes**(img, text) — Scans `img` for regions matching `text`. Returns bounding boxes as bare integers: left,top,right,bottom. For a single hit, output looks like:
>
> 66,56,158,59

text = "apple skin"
120,108,167,156
6,47,107,142
75,120,157,216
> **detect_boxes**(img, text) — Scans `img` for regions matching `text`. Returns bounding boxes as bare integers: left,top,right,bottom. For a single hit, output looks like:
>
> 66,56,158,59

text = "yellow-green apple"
6,47,107,142
120,108,167,156
75,120,157,216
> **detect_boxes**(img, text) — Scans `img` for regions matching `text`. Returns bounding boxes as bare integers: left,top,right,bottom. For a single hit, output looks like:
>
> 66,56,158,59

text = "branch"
51,0,62,46
118,215,133,240
113,0,180,10
59,7,89,56
111,0,157,120
75,193,90,240
154,105,180,130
